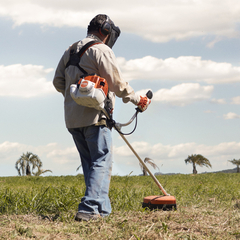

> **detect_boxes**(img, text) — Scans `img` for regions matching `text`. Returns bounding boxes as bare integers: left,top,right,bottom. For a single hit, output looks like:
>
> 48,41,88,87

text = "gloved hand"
137,95,151,112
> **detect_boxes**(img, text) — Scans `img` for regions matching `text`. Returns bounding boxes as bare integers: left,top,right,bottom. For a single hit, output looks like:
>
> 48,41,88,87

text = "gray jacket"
53,34,139,129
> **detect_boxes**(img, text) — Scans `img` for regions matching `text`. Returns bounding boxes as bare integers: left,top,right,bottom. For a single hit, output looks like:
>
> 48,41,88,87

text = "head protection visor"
106,24,121,48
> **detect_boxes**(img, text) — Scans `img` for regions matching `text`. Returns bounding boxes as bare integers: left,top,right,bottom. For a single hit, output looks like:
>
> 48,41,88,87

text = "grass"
0,173,240,239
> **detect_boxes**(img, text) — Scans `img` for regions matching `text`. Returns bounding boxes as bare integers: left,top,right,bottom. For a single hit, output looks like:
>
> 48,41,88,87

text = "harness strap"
65,40,102,73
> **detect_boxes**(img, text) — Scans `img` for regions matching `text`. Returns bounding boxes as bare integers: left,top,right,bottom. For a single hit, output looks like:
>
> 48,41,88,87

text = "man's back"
53,35,139,128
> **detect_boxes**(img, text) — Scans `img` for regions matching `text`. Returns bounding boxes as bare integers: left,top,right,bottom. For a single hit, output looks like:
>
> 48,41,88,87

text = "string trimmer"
102,90,177,210
70,74,177,210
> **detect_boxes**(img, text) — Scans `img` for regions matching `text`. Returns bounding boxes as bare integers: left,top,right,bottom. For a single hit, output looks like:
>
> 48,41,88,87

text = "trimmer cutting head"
142,195,177,211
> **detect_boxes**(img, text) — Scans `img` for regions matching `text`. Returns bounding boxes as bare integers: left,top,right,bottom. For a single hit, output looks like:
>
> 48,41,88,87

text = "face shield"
106,24,121,49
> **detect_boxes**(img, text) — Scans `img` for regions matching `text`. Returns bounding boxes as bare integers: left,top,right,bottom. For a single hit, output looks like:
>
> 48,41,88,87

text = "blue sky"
1,0,240,176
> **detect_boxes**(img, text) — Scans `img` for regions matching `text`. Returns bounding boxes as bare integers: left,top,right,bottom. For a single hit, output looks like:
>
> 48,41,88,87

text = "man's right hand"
137,95,151,112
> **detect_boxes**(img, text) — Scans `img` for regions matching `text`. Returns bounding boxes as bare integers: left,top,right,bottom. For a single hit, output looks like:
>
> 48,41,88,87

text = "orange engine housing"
78,75,108,96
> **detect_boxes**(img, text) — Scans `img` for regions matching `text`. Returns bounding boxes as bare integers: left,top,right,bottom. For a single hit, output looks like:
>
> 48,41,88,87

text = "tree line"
15,152,240,176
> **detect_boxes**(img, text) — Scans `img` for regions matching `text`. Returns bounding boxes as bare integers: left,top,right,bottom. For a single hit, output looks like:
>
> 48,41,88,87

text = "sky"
1,0,240,177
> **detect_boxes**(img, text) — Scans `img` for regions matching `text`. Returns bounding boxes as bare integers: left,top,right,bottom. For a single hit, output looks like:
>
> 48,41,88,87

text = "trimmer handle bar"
114,90,153,133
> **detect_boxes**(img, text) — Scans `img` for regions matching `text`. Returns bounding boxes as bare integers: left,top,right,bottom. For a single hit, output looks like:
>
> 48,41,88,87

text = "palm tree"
185,154,212,174
33,169,52,176
139,157,159,176
76,164,82,172
15,152,51,176
228,159,240,173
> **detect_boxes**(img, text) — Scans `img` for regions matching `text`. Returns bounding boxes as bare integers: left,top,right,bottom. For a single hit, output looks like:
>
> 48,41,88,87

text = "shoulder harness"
66,40,114,123
65,40,102,74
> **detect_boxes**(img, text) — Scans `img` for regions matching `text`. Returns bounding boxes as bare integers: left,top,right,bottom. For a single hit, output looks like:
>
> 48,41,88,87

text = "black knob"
146,90,153,99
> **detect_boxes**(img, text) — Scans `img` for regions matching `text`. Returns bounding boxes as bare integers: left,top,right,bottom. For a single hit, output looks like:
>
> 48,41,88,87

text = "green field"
0,173,240,239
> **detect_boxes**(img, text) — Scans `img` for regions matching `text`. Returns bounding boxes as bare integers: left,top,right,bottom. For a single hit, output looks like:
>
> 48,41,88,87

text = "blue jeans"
68,125,112,216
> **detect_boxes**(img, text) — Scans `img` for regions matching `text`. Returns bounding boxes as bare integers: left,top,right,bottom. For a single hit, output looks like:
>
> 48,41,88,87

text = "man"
53,14,150,221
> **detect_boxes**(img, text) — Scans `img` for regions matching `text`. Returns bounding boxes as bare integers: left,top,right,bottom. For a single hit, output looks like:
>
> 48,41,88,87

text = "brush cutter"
102,90,177,211
70,75,176,210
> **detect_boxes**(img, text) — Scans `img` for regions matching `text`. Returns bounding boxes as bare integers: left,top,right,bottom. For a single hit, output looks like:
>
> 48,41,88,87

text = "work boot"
75,212,101,222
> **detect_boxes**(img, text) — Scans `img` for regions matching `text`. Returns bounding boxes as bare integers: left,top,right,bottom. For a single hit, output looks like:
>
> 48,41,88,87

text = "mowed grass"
0,173,240,239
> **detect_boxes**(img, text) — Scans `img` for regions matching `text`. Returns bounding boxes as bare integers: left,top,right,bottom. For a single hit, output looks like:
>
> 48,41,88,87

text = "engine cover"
70,75,108,111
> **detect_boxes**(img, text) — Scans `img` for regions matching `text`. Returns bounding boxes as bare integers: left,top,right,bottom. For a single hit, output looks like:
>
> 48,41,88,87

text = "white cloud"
152,142,240,159
0,141,25,159
113,141,240,173
211,98,226,104
223,112,240,119
0,141,58,161
114,141,240,161
136,83,213,106
118,56,240,83
0,0,240,43
206,36,223,48
231,96,240,104
0,1,91,27
47,147,78,164
0,64,54,98
153,83,213,106
3,55,238,99
0,141,79,176
1,140,239,176
113,141,150,157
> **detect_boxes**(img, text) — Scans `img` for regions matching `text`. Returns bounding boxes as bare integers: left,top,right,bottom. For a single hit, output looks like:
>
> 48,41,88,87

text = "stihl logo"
80,81,88,88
